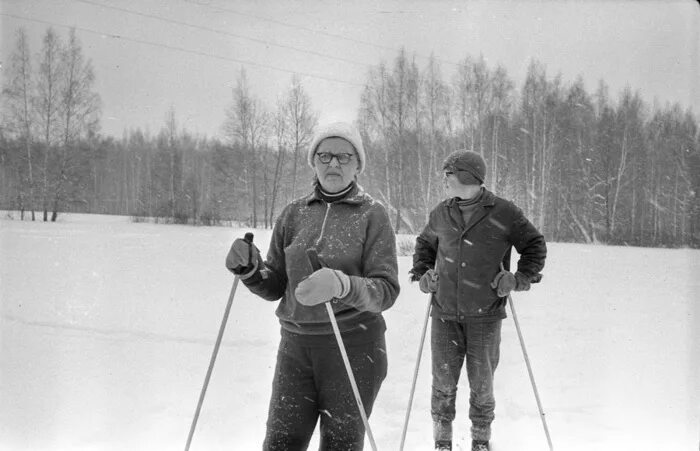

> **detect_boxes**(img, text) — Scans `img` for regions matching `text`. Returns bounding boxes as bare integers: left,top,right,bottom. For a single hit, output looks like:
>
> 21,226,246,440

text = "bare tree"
556,77,597,243
387,49,416,232
34,28,63,221
452,55,492,153
1,28,36,219
362,56,425,228
418,54,449,216
223,68,269,227
164,107,180,220
51,28,101,221
487,65,514,191
359,62,393,212
271,103,287,225
181,131,209,225
282,75,317,201
599,87,644,241
518,60,561,232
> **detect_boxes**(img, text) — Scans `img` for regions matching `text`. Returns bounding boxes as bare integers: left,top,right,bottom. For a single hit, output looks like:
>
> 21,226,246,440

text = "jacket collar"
304,182,366,206
446,188,496,233
444,187,495,208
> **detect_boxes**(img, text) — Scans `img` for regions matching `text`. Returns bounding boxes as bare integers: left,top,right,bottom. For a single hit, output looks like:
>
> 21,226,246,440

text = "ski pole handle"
306,247,322,271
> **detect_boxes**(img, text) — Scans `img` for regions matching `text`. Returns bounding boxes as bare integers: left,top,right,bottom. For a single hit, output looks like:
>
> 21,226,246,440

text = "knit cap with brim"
443,150,486,185
307,122,366,174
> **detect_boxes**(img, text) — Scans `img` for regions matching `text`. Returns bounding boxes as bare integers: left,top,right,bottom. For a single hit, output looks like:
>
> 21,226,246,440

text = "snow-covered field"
1,213,698,451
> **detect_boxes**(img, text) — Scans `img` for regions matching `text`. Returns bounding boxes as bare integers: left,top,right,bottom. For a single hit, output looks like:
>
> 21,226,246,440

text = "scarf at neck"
455,187,484,206
315,181,356,203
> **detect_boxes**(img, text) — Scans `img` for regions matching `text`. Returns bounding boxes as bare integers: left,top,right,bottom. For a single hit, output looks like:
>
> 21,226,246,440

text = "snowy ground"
1,213,698,451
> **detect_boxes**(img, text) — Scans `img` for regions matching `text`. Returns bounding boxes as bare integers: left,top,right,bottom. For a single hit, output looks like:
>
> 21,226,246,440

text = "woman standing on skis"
226,122,400,450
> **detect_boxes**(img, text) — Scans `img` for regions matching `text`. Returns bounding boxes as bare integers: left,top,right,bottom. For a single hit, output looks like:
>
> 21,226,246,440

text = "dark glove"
490,270,530,297
295,268,351,306
418,269,438,294
225,232,263,280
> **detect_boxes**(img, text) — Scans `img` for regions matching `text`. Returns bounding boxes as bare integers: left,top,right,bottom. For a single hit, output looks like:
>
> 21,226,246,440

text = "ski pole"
306,248,378,451
507,290,554,451
185,274,241,451
399,298,432,451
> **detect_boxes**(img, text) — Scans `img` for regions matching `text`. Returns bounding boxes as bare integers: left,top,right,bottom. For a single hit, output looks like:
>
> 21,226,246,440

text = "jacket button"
461,262,466,267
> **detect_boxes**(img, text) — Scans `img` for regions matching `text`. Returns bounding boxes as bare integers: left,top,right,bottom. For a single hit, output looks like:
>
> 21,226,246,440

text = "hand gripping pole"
306,248,378,451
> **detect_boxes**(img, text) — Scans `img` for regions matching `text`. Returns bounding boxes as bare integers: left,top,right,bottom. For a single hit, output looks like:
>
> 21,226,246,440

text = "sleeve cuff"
333,270,351,298
239,260,261,282
514,272,531,291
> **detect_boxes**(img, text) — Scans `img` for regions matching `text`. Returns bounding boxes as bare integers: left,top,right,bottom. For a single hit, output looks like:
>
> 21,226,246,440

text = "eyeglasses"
316,152,355,165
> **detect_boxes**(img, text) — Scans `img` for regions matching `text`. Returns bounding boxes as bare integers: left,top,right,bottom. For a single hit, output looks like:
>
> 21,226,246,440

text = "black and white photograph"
1,1,699,450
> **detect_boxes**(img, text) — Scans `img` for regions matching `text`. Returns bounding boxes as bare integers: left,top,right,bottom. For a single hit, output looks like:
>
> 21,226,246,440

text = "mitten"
295,268,351,306
418,269,439,294
490,270,531,297
225,232,264,280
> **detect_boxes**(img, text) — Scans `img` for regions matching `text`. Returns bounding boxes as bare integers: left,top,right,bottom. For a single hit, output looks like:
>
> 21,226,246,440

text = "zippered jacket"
243,184,400,335
411,189,546,322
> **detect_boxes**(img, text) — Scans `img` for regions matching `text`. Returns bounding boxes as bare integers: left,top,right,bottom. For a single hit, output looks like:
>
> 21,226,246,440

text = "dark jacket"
243,184,400,335
411,189,546,322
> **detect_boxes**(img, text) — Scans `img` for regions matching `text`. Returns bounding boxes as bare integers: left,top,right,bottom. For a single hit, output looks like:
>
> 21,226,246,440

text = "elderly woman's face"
313,137,359,193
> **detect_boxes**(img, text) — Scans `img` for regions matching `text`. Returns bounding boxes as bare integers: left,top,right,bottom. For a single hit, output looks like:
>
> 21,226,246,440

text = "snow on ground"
1,213,698,451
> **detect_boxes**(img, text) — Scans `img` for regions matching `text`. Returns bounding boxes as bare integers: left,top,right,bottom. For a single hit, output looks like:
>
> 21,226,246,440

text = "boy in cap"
410,150,546,451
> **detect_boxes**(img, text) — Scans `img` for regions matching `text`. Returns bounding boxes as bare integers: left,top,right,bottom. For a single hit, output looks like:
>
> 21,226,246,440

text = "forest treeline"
1,27,698,247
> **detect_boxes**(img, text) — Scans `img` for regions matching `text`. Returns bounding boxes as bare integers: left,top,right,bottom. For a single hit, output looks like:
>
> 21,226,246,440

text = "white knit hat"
307,122,366,174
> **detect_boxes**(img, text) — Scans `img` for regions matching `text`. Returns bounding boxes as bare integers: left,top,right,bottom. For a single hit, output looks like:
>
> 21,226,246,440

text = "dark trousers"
263,330,387,451
431,317,502,442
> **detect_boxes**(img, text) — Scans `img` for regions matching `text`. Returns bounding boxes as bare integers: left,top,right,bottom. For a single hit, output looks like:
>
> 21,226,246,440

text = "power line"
182,0,462,67
71,0,371,69
0,12,366,88
183,0,392,52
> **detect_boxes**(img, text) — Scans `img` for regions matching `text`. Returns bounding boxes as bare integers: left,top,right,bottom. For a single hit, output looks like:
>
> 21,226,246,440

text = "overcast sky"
1,0,698,139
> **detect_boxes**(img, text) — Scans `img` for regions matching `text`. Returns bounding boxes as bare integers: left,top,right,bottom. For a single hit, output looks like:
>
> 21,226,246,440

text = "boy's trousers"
431,317,502,442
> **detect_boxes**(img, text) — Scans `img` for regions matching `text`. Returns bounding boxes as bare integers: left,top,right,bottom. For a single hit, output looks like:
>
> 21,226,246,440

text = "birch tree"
50,28,101,221
282,75,317,201
518,60,561,231
605,87,644,241
557,77,597,242
418,54,449,215
34,28,63,221
1,28,36,219
387,49,419,232
359,62,393,210
486,65,514,192
271,104,288,225
223,68,268,227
